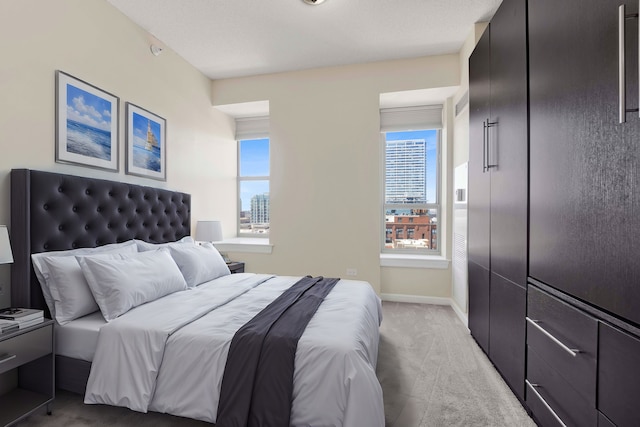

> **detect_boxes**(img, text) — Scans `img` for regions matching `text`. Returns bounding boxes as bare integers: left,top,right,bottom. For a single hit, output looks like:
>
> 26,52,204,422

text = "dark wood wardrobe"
468,0,528,403
469,0,640,425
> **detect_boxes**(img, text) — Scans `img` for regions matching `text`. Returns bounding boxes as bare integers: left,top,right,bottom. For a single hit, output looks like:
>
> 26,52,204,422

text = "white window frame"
235,116,270,238
380,105,442,255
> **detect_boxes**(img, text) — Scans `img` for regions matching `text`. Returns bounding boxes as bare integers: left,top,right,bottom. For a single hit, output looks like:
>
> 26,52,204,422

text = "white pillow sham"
31,240,138,317
135,235,194,252
78,248,188,321
41,252,132,325
167,243,230,287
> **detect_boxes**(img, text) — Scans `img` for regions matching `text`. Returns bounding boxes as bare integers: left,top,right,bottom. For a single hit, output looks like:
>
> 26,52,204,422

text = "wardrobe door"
529,0,640,324
468,27,491,271
487,0,528,288
468,261,490,353
489,274,526,401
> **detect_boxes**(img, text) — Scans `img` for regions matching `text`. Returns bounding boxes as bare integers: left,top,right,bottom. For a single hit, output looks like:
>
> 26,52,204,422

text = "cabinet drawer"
598,412,616,427
598,323,640,427
526,379,565,427
527,348,596,427
527,285,597,405
0,325,52,374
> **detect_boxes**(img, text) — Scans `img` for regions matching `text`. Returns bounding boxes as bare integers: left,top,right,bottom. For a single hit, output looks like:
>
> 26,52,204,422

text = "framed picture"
125,102,166,181
55,71,119,171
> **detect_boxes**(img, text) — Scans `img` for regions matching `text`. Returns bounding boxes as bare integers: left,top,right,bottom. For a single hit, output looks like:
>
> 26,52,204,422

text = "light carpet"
18,301,535,426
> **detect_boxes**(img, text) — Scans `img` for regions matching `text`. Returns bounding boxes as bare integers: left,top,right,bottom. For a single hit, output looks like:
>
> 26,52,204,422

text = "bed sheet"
84,273,384,427
55,311,106,361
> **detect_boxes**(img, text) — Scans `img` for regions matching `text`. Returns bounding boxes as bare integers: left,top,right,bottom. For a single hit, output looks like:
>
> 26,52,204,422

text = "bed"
10,169,384,426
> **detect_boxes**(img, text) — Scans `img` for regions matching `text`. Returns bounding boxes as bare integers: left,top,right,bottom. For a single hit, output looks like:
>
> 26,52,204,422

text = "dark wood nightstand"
227,262,245,274
0,319,54,426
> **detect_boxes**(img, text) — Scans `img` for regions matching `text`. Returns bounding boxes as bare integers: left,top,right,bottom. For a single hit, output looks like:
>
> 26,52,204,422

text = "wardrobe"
468,0,528,402
469,0,640,425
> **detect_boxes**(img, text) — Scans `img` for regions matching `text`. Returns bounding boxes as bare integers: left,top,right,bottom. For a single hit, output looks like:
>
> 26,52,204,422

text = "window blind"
380,105,443,132
235,116,270,140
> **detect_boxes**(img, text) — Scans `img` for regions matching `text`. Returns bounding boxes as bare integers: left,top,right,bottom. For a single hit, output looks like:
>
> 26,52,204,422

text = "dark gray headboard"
10,169,191,311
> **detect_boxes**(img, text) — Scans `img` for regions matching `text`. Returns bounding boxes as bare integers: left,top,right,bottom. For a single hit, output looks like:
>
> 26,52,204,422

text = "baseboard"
449,300,469,329
381,293,469,330
381,293,450,305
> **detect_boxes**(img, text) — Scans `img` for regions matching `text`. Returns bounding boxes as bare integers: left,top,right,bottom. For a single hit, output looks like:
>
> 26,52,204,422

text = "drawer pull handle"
0,353,17,364
526,317,580,357
526,380,567,427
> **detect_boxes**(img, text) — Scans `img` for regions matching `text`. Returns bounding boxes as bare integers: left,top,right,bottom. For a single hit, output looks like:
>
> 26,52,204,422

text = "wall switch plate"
346,268,357,276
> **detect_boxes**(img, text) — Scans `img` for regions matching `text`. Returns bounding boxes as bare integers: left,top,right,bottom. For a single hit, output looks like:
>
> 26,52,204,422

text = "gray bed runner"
216,276,340,427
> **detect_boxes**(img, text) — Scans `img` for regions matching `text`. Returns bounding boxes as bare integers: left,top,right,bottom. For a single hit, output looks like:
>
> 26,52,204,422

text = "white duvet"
84,273,384,427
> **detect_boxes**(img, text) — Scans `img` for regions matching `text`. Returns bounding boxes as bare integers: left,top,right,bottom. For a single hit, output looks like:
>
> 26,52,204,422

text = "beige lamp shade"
195,221,223,242
0,225,14,264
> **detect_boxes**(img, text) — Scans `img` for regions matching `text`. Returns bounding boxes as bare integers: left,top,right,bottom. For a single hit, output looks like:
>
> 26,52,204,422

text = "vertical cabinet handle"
620,4,626,123
619,4,639,124
482,120,488,173
486,120,497,170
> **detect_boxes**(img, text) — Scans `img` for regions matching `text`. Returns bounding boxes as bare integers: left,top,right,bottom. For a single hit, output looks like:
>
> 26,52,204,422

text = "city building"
385,139,426,204
250,193,270,224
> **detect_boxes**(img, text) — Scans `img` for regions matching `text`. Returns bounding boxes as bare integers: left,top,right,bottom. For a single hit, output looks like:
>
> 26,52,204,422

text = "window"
236,116,270,237
381,105,441,254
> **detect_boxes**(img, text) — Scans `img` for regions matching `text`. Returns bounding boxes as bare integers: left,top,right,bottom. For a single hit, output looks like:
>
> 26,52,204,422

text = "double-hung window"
381,105,442,254
236,116,270,237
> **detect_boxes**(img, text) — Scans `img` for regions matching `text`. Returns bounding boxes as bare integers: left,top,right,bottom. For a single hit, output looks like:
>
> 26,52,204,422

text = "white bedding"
84,273,384,426
55,311,106,361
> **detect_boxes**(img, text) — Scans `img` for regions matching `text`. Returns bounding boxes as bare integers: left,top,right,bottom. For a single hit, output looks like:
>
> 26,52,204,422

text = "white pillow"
167,243,230,287
135,235,194,252
41,252,132,325
31,240,138,317
78,248,188,321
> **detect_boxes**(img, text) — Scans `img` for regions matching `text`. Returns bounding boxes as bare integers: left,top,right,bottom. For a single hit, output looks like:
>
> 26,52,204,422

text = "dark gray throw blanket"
216,276,340,427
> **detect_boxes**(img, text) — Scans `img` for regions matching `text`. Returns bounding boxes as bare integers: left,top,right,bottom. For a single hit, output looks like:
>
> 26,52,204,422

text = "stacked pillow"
32,236,231,323
32,240,138,324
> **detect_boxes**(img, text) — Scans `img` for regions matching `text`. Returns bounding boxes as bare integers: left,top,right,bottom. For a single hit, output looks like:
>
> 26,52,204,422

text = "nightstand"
227,262,245,274
0,319,54,426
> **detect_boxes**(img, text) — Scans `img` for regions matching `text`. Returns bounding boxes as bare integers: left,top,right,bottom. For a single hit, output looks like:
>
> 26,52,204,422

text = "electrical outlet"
346,268,357,276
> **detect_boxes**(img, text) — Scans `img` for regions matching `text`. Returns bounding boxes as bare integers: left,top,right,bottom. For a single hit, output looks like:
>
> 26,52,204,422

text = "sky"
239,138,270,211
66,84,112,132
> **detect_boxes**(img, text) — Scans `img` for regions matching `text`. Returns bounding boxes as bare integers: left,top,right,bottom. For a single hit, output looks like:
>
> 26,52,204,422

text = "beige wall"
212,55,460,295
0,0,473,307
0,0,236,307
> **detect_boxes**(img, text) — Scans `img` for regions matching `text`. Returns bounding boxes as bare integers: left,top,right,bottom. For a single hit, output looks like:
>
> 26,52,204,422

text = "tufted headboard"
10,169,191,312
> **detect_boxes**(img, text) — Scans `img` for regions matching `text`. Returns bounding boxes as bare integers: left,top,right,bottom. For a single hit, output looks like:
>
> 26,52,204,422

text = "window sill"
380,253,450,269
214,238,273,254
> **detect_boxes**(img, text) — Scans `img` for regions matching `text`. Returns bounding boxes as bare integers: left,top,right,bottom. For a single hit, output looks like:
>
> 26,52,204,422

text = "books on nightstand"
0,308,44,332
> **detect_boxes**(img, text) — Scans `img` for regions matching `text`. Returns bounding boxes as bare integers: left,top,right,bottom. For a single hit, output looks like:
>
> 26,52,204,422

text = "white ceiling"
106,0,501,80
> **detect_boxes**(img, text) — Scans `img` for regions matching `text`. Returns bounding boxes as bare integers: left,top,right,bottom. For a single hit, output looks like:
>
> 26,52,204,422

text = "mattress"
55,311,106,361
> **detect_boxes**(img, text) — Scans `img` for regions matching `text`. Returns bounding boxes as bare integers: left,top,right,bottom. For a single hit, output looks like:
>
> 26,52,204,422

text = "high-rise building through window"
385,139,426,204
251,193,270,224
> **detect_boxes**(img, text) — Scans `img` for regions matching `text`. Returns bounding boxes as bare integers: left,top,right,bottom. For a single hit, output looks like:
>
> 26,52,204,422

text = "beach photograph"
56,71,119,171
65,84,113,161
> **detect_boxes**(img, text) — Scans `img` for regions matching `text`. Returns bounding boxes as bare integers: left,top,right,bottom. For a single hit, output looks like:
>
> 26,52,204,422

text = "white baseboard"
449,300,469,330
381,293,450,305
381,293,469,329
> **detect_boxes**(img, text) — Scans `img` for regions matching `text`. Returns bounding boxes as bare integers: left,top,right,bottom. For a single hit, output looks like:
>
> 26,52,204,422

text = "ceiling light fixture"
302,0,326,5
